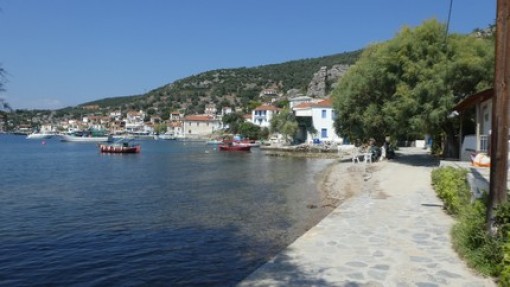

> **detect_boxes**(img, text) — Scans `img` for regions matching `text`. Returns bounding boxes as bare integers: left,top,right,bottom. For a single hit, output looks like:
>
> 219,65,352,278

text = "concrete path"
238,148,496,287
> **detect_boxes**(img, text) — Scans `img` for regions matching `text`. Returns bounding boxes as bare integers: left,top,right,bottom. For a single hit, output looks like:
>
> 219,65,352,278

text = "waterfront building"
251,104,280,128
183,114,222,139
293,98,343,144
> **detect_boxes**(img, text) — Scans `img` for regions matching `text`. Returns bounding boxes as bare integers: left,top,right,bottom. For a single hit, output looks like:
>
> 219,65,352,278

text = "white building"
251,104,280,128
293,98,342,144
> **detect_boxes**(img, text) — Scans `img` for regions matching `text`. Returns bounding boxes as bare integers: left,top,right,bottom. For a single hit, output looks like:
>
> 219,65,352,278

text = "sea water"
0,135,332,286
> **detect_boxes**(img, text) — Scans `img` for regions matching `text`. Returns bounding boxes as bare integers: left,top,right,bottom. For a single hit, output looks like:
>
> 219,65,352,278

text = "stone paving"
237,148,496,287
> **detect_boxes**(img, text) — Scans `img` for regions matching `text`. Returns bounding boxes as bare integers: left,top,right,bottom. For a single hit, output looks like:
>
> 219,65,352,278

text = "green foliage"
260,127,270,140
270,108,298,142
432,167,507,279
431,166,470,215
451,199,503,276
332,19,494,144
222,112,245,134
495,202,510,240
501,235,510,286
238,122,261,140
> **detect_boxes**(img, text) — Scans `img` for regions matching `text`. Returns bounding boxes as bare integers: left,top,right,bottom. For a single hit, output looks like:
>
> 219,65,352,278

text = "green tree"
332,19,493,156
222,112,245,134
270,107,298,143
238,122,261,139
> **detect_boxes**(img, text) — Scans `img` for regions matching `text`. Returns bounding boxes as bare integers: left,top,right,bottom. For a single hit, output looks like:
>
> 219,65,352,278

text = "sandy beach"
238,147,496,287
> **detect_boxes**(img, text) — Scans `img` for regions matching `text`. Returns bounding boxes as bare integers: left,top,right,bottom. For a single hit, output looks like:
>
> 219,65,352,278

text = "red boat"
99,139,141,153
218,141,251,152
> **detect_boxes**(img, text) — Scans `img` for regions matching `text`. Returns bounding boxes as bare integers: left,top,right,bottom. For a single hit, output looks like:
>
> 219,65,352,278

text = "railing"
480,135,489,153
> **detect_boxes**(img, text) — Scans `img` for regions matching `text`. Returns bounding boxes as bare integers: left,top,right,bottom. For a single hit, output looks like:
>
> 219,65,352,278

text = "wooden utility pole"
487,0,510,229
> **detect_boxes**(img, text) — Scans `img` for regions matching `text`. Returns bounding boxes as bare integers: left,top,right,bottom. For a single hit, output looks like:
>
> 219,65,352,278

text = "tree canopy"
270,108,298,142
332,19,494,148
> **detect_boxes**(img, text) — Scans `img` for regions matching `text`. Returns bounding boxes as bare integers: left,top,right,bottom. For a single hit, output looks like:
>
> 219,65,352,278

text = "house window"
321,128,328,138
322,110,327,119
332,111,337,120
196,122,199,126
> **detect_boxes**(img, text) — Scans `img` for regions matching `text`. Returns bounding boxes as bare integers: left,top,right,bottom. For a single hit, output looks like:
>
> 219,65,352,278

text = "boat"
99,139,141,153
205,139,223,145
60,130,113,143
239,139,261,147
158,133,177,140
26,132,53,140
218,140,251,152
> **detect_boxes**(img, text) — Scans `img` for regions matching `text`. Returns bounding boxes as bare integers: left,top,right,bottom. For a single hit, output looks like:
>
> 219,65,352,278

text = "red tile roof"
294,98,332,109
314,98,332,107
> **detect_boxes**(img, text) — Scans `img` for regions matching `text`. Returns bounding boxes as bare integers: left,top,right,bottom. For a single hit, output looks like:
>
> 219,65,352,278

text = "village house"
125,110,146,134
109,110,122,121
182,114,222,139
259,89,281,102
205,104,217,115
170,111,182,121
221,106,233,116
251,104,280,128
166,121,183,137
289,96,312,108
454,88,498,161
293,98,342,144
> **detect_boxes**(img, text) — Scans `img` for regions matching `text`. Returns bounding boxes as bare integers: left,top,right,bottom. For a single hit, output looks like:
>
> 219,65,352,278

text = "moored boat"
158,133,177,140
26,132,53,140
218,141,251,152
99,139,141,153
60,129,113,143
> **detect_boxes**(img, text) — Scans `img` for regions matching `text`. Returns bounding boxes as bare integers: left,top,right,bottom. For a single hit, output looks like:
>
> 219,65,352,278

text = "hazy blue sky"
0,0,497,109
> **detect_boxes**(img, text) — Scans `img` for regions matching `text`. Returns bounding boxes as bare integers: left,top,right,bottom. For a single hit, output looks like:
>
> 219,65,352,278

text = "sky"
0,0,497,110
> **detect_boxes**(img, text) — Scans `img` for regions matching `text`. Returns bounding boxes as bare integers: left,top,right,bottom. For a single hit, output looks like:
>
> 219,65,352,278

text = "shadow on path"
393,148,440,167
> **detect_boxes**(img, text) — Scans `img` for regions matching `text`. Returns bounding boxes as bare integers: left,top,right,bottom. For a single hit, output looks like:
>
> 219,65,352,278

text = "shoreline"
238,148,496,286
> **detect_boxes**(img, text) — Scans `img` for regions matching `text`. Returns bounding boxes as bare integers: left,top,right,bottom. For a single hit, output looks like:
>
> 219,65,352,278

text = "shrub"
431,167,470,215
432,167,505,280
451,199,503,276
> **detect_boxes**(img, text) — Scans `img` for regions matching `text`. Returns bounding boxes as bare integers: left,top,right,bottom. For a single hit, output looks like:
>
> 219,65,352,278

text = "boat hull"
99,144,141,153
26,133,53,140
61,134,112,142
218,145,251,152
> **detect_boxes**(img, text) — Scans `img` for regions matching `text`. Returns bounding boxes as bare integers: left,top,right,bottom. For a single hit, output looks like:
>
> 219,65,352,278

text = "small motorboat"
99,139,141,153
26,132,53,140
218,140,251,152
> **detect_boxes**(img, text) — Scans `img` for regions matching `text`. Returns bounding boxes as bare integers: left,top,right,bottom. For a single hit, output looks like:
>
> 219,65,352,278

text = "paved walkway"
238,148,496,287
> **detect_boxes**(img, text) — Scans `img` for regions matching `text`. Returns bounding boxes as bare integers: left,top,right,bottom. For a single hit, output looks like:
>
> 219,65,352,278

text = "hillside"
78,50,361,118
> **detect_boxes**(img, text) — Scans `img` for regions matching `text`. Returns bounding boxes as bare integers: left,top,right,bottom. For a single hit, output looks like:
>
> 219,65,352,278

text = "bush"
431,167,470,215
451,199,503,276
432,167,505,280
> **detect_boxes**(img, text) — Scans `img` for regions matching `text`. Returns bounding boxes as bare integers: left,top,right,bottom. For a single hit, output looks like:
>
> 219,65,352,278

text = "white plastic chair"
351,149,362,163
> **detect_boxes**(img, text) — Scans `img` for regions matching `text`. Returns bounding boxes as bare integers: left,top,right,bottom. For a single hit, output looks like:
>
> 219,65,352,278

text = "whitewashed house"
125,110,147,134
251,104,280,128
293,98,343,144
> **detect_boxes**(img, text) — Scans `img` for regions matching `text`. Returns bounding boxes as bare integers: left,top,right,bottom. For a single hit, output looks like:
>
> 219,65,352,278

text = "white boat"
60,130,113,142
205,139,222,145
158,133,177,140
60,134,112,142
26,132,53,140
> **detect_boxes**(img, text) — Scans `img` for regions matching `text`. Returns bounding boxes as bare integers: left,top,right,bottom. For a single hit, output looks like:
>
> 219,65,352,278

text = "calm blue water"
0,134,332,286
